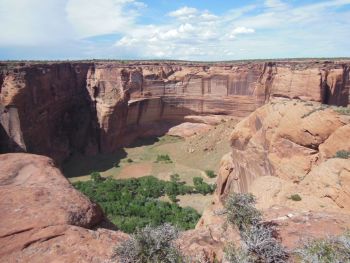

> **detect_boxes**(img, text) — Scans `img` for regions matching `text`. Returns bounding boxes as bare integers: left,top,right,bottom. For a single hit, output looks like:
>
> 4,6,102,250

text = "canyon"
0,60,350,262
1,60,349,163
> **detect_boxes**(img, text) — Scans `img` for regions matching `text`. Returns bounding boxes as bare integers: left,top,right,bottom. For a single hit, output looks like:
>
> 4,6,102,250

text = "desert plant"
156,154,173,163
126,158,133,163
240,223,288,263
90,171,103,182
289,194,302,201
224,243,254,263
296,232,350,263
224,193,261,230
332,106,350,116
205,170,216,178
114,223,183,263
334,150,350,159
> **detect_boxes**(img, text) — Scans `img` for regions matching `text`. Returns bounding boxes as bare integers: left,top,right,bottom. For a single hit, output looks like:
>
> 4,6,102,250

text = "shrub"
241,223,288,263
192,177,216,195
114,223,183,263
334,150,350,159
90,171,103,182
126,158,133,163
289,194,302,201
224,243,253,263
333,106,350,116
205,170,216,178
224,193,261,230
74,175,201,233
296,232,350,263
156,154,172,163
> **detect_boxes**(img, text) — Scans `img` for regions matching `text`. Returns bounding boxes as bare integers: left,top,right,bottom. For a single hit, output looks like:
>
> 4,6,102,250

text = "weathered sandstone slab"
0,153,126,263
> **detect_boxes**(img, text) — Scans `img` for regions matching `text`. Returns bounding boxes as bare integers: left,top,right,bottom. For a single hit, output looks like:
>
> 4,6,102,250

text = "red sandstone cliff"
1,60,349,163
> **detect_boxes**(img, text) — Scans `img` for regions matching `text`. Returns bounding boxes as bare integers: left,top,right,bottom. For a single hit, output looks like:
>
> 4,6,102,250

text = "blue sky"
0,0,350,60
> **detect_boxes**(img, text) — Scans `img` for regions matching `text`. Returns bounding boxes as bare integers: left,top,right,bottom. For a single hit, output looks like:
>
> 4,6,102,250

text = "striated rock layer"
0,153,127,263
1,60,349,162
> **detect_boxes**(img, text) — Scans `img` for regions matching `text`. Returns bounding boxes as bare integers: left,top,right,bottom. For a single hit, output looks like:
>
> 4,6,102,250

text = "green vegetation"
114,223,183,263
205,170,217,178
332,106,350,115
73,172,217,233
334,150,350,159
301,105,328,118
224,193,288,263
296,232,350,263
126,158,133,163
224,193,261,230
156,154,173,163
193,177,216,195
289,194,302,201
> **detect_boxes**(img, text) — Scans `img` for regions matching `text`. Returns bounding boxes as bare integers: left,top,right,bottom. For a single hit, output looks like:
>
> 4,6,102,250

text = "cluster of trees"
73,173,215,233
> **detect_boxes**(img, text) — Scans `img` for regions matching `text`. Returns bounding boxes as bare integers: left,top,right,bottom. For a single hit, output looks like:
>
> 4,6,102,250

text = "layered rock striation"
1,60,349,162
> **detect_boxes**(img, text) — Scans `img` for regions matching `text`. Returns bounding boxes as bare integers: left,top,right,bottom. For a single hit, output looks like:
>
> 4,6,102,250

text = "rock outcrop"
0,153,127,263
1,60,349,163
193,99,350,261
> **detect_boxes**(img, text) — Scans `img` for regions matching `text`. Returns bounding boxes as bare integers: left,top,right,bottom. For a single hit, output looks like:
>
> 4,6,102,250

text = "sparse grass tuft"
289,194,302,201
205,170,217,178
334,150,350,159
156,154,173,163
301,105,328,118
332,106,350,115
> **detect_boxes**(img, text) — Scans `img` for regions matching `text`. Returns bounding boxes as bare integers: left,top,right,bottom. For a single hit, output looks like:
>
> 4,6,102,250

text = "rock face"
0,153,127,263
193,99,350,261
1,60,349,162
216,99,350,206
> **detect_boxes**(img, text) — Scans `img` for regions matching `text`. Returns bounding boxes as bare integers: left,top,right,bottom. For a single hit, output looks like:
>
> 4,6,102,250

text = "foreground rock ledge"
0,153,127,263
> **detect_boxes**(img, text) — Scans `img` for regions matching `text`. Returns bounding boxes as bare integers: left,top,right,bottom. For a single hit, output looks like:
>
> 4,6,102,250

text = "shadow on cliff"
62,149,127,178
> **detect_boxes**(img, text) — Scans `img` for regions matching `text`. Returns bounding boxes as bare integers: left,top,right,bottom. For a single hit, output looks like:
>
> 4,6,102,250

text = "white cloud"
66,0,145,38
232,26,255,34
0,0,72,46
264,0,288,9
0,0,350,60
168,6,198,18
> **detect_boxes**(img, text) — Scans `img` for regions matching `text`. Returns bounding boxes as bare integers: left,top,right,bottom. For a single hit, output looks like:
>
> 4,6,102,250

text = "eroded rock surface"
0,153,127,263
1,60,349,163
192,99,350,261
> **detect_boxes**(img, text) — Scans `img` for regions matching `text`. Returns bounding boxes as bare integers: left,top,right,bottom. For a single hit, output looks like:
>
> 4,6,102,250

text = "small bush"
205,170,216,178
224,243,253,263
289,194,302,201
114,223,183,263
193,177,216,195
156,154,173,163
126,158,133,163
296,232,350,263
90,171,103,182
241,223,288,263
334,150,350,159
333,106,350,116
225,193,261,230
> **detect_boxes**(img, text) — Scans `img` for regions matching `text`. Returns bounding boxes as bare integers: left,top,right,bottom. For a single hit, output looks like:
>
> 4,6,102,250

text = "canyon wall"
0,60,349,162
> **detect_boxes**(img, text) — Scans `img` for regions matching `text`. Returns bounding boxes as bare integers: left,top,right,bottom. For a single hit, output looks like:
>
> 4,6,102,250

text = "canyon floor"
64,117,238,213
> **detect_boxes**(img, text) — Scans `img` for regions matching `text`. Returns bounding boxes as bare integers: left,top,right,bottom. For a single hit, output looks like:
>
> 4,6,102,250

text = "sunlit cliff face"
0,61,349,162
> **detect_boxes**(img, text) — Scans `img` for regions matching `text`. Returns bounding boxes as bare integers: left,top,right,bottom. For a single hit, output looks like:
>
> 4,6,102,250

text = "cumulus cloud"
168,6,198,18
66,0,145,38
0,0,350,60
